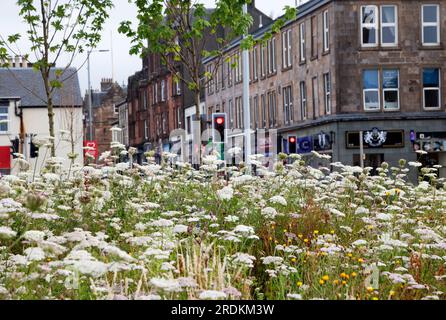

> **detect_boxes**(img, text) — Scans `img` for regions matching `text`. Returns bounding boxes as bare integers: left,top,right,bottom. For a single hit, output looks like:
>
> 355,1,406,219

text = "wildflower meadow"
1,147,446,300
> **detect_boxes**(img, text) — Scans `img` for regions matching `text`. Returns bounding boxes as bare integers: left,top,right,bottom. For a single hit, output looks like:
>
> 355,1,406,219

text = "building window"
261,94,267,128
381,5,398,46
173,75,181,96
215,63,220,92
299,22,306,62
228,99,234,128
207,65,214,95
162,113,167,134
253,95,259,129
423,68,441,109
144,120,149,139
267,37,276,75
0,102,8,133
186,116,191,134
312,77,318,118
268,91,277,127
235,52,243,83
283,85,293,124
323,10,329,52
363,69,380,110
300,81,307,120
382,69,399,110
311,16,317,57
142,90,147,110
161,80,166,102
235,97,243,129
282,29,292,69
422,4,440,46
221,62,225,90
361,5,378,47
323,73,331,114
152,83,158,105
253,46,258,81
227,58,233,87
260,43,267,78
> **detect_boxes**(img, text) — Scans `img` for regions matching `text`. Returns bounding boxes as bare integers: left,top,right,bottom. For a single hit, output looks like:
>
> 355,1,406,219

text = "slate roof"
0,67,83,107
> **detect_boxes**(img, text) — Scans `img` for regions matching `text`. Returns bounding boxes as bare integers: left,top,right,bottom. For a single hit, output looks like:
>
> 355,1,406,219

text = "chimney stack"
101,78,113,92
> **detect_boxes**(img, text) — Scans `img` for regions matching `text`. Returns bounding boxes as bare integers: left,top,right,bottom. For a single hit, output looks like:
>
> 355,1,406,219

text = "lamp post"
242,4,251,173
87,49,110,141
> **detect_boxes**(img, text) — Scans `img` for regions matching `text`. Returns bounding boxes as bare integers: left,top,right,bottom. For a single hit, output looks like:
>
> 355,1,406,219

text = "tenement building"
126,1,272,163
204,0,446,179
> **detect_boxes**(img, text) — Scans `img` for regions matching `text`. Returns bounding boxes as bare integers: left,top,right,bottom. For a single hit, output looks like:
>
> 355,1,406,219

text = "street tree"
0,0,113,156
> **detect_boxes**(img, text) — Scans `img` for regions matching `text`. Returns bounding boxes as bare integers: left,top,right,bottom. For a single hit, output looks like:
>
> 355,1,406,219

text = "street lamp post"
242,4,251,173
87,49,110,141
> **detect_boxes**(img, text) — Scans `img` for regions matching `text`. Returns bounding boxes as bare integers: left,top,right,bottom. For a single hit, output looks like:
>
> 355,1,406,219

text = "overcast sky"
1,0,298,95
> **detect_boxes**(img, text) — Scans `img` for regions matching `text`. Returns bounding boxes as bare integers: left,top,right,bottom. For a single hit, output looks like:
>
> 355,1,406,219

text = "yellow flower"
389,290,395,297
319,279,325,285
330,230,335,234
342,280,347,286
340,272,347,279
347,253,353,258
283,229,288,233
333,280,340,285
320,251,327,256
304,238,309,243
274,240,279,244
322,275,330,281
367,286,374,293
351,272,357,278
358,258,364,263
297,281,303,287
268,236,273,241
372,297,379,300
298,234,303,238
368,225,374,230
314,230,319,235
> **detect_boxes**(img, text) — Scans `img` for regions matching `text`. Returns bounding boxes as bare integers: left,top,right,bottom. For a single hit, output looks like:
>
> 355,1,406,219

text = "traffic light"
30,140,39,158
288,136,297,154
212,113,226,143
10,137,19,158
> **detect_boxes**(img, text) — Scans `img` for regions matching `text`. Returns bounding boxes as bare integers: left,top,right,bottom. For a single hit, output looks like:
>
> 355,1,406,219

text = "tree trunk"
47,96,56,157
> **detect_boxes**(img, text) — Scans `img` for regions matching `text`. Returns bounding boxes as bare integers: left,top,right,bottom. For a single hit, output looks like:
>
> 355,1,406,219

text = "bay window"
382,69,399,110
361,5,378,47
423,68,441,109
300,81,307,120
323,10,329,52
381,5,397,46
422,5,440,46
323,73,331,114
299,23,306,62
363,69,380,110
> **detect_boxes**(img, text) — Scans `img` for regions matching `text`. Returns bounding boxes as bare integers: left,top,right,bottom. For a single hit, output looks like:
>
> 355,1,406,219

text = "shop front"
413,132,446,178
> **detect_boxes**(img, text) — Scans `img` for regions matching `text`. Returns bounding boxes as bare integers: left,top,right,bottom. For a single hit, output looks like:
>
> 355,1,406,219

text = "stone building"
204,0,446,180
83,78,127,158
126,1,272,163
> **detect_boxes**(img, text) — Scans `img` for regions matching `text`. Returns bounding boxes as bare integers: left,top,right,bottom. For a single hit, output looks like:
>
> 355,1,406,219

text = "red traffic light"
289,137,296,144
215,117,225,125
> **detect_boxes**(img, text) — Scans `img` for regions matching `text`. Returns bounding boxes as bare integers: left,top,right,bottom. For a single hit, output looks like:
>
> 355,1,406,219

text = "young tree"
0,0,113,157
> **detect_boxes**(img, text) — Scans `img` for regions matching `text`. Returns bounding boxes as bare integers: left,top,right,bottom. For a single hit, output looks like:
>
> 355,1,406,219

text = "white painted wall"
0,101,84,175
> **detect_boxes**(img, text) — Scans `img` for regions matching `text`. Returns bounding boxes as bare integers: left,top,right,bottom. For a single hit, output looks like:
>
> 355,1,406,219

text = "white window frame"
422,4,440,46
161,80,166,102
253,46,258,80
282,31,287,69
260,44,266,77
361,5,379,47
323,73,331,114
300,23,306,62
144,120,149,139
283,86,293,124
282,30,293,69
323,10,330,51
300,81,307,120
423,68,441,109
363,69,381,111
380,5,398,47
0,104,9,134
228,98,234,127
382,69,400,110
